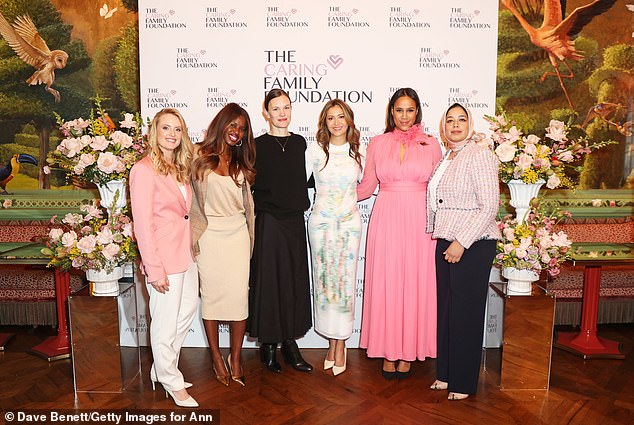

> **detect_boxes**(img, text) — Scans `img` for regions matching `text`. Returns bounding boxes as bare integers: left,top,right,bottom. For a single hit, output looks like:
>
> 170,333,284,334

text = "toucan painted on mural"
0,153,38,194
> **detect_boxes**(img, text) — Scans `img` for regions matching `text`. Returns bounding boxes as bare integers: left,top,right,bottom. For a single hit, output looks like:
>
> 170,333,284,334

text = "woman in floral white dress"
307,99,365,376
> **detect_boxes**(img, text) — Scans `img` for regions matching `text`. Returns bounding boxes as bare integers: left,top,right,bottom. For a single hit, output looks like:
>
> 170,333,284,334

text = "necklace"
272,134,290,152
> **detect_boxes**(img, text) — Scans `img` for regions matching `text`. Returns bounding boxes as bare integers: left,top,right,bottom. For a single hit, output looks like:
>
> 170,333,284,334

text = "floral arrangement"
41,201,137,273
494,200,573,277
48,99,146,185
1,199,12,208
484,112,614,189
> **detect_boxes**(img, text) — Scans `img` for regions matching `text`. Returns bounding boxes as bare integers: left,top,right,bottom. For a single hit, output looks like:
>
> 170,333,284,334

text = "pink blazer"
129,155,193,283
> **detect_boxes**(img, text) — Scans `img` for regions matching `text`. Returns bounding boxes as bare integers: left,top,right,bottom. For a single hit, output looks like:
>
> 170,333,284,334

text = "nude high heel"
332,347,347,376
150,366,192,390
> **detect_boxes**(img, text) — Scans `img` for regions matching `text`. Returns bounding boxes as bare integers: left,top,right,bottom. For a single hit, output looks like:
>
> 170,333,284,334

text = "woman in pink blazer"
130,108,199,408
426,103,500,401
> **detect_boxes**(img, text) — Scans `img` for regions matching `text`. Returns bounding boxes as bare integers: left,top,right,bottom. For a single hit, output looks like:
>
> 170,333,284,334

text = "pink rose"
119,113,136,129
61,231,77,248
2,199,12,208
49,228,64,241
111,131,133,149
545,120,567,142
517,153,534,171
78,153,95,168
546,174,561,189
524,134,540,145
62,138,82,157
97,152,119,174
101,243,120,260
557,150,574,162
96,227,114,245
91,135,110,151
524,143,537,156
495,142,517,162
79,135,92,148
503,227,515,241
506,126,522,143
76,235,97,254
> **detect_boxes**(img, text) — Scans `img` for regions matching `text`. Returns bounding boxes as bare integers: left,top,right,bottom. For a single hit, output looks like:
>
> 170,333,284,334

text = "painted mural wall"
0,0,631,193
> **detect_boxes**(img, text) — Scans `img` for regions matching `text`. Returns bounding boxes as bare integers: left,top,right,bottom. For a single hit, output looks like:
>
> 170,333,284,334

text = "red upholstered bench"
0,267,85,326
547,219,634,325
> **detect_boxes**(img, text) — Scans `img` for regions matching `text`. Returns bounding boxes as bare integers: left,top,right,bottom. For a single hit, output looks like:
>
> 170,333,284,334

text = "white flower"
61,230,77,248
551,231,571,248
524,143,537,156
545,120,567,142
97,152,119,174
90,135,110,151
2,199,12,208
517,153,534,171
119,113,136,129
503,227,515,240
546,173,561,189
506,126,522,143
49,228,64,240
591,199,602,207
43,165,51,175
122,222,133,238
96,226,114,245
76,235,97,254
495,142,517,162
524,134,540,145
515,248,528,259
62,138,83,157
79,135,92,147
101,243,120,260
111,131,133,149
62,213,83,226
78,153,95,168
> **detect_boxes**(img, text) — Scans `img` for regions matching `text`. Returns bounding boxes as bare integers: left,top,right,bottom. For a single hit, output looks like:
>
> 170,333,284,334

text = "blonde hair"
146,108,193,183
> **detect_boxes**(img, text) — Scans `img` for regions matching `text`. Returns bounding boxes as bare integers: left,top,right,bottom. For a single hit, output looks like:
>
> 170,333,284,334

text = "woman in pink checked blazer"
426,103,501,401
130,108,199,408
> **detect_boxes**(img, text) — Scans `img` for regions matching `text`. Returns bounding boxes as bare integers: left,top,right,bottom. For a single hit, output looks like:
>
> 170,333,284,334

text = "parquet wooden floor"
0,325,633,424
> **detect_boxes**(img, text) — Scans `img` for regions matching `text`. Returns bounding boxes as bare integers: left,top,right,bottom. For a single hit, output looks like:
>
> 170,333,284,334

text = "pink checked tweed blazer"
129,155,193,283
426,141,501,248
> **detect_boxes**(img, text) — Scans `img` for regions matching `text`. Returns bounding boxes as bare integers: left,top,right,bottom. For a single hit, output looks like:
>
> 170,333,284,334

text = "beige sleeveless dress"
197,171,250,321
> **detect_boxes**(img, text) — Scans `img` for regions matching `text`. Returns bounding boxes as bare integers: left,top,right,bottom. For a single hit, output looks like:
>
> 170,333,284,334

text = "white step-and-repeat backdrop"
124,0,500,348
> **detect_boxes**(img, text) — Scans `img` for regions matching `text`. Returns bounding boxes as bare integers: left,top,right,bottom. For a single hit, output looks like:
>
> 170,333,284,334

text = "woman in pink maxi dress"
357,88,442,379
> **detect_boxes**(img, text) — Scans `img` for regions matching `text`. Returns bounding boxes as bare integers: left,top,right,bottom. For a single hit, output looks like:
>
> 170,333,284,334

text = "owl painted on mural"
0,12,68,103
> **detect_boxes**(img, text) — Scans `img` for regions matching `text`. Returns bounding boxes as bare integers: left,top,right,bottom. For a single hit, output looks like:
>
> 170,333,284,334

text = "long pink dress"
357,124,442,361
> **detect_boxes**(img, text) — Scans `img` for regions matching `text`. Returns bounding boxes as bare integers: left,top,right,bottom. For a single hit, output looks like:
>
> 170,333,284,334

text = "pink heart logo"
327,55,343,69
413,9,420,14
443,50,449,55
352,8,358,14
291,8,297,14
170,90,176,96
200,50,206,55
230,9,236,14
230,89,236,95
472,90,478,95
169,10,175,15
474,10,480,15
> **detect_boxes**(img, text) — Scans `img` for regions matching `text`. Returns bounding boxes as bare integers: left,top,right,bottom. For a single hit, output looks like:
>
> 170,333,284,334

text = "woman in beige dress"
190,103,256,387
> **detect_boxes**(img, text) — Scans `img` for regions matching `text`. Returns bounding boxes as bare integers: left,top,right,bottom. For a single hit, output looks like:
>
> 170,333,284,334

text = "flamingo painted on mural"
501,0,618,109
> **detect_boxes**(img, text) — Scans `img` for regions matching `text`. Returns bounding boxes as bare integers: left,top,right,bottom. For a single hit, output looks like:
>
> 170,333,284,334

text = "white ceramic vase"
86,266,123,296
96,179,127,212
507,179,545,224
502,267,539,295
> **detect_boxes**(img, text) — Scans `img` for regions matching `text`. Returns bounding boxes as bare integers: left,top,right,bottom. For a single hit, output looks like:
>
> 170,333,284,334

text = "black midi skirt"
247,211,312,343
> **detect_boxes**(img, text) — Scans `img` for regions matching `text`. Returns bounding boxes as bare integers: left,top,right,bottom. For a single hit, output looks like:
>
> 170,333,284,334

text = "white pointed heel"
332,347,347,376
165,388,199,408
150,367,192,390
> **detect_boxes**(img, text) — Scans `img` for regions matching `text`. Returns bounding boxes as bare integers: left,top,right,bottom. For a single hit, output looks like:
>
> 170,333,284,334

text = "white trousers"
148,260,199,391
